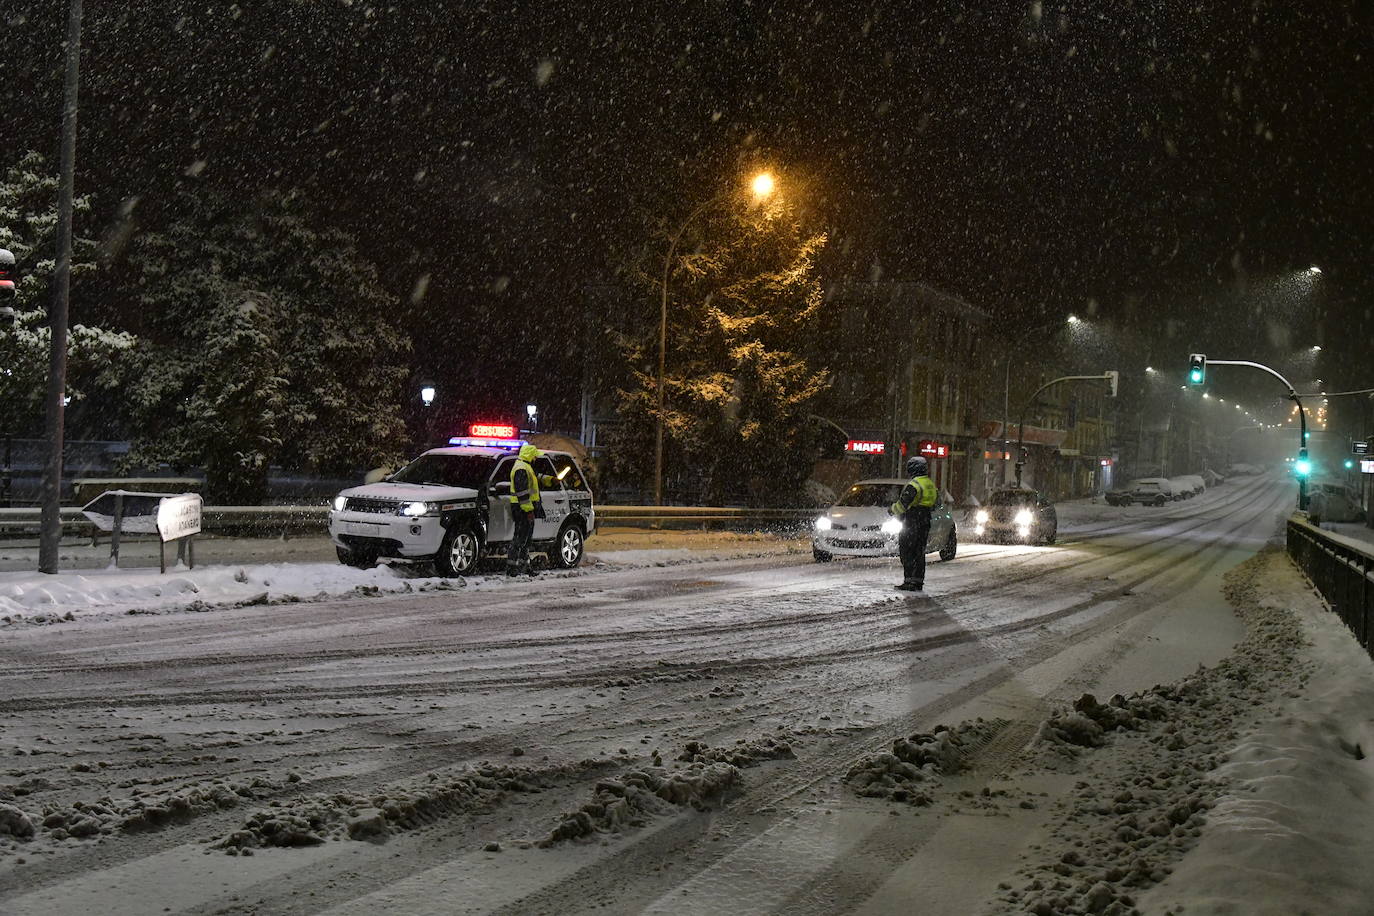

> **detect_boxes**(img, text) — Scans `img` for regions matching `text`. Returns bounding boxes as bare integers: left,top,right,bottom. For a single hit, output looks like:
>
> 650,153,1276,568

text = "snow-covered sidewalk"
989,548,1374,915
0,529,806,623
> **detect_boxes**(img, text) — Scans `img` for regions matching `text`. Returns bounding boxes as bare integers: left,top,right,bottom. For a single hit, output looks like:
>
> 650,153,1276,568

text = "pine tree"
125,187,411,503
0,151,133,437
611,198,830,504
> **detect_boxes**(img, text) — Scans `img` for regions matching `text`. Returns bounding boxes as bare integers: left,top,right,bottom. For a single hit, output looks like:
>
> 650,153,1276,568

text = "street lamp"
654,170,778,506
526,403,538,432
419,384,436,407
1309,265,1322,275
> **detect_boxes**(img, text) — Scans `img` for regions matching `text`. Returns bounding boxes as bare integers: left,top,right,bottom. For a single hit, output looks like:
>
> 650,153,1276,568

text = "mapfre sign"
156,494,203,543
845,439,885,455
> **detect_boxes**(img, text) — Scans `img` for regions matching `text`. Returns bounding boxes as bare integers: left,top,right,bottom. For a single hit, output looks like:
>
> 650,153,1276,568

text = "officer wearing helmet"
889,455,939,591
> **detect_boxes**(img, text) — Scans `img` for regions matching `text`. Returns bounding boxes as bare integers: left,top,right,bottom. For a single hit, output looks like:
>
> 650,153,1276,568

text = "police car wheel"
436,526,480,577
551,523,584,569
337,546,375,569
812,547,833,563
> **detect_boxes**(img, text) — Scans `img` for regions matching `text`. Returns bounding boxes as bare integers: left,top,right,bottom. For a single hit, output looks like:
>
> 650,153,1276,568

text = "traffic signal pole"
1188,357,1308,509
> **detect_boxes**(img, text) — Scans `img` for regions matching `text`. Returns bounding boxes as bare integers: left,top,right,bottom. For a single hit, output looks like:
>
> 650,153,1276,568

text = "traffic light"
1294,448,1312,478
1345,459,1355,470
1187,353,1206,385
0,247,15,301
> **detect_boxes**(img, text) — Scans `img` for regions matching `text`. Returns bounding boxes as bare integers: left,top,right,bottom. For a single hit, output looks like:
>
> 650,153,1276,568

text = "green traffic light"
1345,459,1355,470
1189,370,1202,383
1295,459,1312,476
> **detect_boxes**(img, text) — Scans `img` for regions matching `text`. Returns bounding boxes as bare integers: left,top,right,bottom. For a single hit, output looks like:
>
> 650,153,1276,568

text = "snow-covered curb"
0,545,803,623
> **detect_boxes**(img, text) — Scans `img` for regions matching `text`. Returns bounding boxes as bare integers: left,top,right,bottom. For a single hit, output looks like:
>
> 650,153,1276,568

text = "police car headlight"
332,495,348,512
815,516,832,531
401,501,436,517
881,518,903,535
975,509,989,524
1014,509,1034,525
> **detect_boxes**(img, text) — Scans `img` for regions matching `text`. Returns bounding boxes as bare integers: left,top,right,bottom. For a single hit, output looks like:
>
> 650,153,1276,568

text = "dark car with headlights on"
973,487,1057,544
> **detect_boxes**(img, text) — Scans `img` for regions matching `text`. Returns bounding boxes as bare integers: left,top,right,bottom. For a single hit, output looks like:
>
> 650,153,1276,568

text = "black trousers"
508,507,535,572
898,508,932,586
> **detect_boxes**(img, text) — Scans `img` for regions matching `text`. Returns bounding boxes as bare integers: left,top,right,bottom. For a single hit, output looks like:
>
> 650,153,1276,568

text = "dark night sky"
5,0,1372,428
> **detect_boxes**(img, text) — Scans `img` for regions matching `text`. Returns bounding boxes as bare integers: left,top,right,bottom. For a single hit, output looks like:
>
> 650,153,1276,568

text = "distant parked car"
1118,478,1173,507
1227,463,1262,476
974,487,1058,544
1308,480,1365,523
1201,469,1226,487
1169,475,1205,499
1104,485,1132,506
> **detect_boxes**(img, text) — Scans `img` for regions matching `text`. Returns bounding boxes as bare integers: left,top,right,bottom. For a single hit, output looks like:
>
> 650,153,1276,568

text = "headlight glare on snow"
401,501,434,517
881,517,903,535
815,516,832,531
975,509,989,524
332,495,347,511
1014,508,1034,525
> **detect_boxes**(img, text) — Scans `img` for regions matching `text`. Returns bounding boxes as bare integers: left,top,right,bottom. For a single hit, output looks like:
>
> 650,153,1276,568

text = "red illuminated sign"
918,440,949,459
469,423,518,439
846,439,885,455
1100,458,1113,467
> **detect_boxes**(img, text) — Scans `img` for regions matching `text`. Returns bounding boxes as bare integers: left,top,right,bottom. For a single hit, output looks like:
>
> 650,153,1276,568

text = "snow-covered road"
1,474,1349,915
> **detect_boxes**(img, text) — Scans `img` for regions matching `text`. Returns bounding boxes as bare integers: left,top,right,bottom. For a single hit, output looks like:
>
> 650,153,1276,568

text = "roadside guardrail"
1287,514,1374,656
0,504,820,540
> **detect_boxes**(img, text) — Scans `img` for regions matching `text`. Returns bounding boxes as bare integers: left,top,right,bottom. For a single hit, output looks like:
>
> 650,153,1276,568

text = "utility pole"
39,0,82,574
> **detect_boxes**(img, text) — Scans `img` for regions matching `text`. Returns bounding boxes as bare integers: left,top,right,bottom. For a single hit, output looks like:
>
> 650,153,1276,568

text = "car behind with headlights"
812,478,958,563
974,487,1057,544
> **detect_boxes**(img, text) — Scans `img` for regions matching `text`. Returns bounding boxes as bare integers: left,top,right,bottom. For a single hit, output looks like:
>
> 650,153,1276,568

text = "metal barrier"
0,504,820,540
1287,515,1374,653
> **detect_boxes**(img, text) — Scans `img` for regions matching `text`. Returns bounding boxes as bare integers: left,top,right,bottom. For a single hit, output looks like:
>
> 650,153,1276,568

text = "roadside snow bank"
0,562,474,623
1137,552,1374,915
991,549,1309,916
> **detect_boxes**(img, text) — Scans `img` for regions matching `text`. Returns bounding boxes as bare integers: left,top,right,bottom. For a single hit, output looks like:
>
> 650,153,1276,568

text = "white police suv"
329,426,595,576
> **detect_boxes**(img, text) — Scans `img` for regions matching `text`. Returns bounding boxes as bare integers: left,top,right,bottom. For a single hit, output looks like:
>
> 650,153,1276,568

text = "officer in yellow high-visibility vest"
508,443,556,576
889,455,938,591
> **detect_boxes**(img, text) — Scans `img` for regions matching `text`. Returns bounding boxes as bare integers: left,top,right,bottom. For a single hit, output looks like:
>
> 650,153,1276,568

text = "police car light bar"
449,436,529,449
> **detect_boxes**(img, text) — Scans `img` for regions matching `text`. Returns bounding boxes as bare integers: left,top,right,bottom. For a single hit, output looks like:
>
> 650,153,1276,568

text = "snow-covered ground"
3,473,1372,916
0,529,806,623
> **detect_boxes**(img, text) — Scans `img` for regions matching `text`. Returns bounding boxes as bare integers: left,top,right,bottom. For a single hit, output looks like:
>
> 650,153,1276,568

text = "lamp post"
38,0,83,574
653,170,777,506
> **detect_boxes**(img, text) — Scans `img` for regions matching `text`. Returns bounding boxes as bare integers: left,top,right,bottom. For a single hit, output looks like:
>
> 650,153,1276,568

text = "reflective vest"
510,458,541,512
891,475,938,518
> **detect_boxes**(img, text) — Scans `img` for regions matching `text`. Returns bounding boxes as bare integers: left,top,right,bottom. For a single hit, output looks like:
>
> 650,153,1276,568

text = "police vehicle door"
532,454,567,539
487,456,516,544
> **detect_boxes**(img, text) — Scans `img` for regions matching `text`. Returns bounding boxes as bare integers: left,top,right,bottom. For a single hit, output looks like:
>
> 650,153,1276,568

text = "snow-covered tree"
610,197,830,504
124,187,411,503
0,151,133,436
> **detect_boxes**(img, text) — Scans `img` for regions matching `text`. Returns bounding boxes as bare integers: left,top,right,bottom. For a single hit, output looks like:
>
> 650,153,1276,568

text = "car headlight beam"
402,501,435,517
1014,509,1034,525
975,509,989,524
881,517,903,535
815,516,833,531
332,495,348,511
